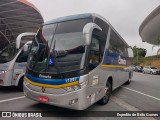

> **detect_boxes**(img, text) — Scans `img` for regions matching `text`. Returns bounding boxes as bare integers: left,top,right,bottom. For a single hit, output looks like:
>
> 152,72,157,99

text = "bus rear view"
24,13,133,110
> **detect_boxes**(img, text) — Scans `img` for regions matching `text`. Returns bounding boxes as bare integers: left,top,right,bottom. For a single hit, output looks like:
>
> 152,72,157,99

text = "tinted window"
150,67,157,69
92,29,106,59
109,30,128,57
103,29,128,65
36,24,57,45
88,28,107,70
0,43,18,63
94,17,109,41
56,19,92,34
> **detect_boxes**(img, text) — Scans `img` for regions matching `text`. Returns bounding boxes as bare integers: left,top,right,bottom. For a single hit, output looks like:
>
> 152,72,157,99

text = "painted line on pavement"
111,96,156,120
121,86,160,101
0,96,25,103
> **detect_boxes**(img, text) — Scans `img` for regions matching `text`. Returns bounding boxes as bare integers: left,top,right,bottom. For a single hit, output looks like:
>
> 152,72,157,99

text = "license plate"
38,96,49,102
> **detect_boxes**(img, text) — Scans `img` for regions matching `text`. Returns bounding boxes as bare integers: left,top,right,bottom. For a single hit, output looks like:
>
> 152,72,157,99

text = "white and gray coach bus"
23,13,133,110
0,32,35,90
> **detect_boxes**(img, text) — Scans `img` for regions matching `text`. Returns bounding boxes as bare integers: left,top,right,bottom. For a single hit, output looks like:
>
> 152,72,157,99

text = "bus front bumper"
23,84,93,110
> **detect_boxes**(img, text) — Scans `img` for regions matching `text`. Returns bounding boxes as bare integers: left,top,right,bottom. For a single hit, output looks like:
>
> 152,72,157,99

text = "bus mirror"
83,23,102,45
16,32,36,49
23,45,28,52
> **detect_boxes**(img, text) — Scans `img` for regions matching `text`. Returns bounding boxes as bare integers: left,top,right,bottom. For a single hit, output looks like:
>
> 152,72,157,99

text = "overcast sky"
28,0,160,56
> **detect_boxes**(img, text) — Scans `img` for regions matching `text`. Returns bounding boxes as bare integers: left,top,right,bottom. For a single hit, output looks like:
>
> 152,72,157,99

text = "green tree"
132,46,147,65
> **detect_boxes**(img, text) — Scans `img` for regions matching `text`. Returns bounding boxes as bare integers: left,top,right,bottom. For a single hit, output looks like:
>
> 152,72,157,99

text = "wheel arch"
15,73,25,86
106,75,113,91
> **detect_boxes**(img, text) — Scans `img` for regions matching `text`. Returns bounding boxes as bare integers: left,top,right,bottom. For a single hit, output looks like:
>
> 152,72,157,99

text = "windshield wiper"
50,40,64,79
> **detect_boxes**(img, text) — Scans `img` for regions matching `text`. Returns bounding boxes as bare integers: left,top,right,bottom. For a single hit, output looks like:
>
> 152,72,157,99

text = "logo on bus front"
39,74,52,79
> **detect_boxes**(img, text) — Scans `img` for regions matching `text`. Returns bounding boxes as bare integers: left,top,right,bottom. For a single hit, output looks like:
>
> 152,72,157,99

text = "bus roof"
44,13,93,25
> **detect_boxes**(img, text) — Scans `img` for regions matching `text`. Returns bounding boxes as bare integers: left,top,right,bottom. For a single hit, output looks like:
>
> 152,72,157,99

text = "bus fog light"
69,98,78,105
24,80,30,86
64,87,74,92
73,85,80,90
79,81,88,88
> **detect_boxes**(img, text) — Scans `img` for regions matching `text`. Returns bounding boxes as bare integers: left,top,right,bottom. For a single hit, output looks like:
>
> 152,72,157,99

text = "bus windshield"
28,19,91,74
0,43,18,63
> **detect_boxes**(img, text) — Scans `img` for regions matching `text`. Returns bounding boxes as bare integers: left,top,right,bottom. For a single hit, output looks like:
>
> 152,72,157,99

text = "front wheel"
126,72,132,85
125,78,131,85
97,82,111,105
150,71,153,75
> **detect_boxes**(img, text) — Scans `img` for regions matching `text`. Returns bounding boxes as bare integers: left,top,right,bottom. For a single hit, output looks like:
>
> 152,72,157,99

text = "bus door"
87,29,106,103
11,32,35,85
12,43,31,85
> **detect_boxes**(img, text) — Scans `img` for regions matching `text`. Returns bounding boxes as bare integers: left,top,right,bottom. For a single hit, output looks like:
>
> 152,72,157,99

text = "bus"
0,32,35,90
23,13,133,110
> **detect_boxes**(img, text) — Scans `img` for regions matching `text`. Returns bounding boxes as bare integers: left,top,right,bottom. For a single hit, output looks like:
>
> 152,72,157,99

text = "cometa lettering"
39,74,52,79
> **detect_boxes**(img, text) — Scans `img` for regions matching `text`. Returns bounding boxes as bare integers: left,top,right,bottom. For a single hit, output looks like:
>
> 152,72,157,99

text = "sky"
28,0,160,56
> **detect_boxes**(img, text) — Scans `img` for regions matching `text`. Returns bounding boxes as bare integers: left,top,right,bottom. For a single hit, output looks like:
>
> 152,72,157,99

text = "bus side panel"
100,67,118,90
0,62,14,86
12,62,27,86
86,66,105,105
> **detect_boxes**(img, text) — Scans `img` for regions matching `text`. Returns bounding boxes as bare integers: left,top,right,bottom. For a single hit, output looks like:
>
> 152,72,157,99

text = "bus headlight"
64,85,80,92
64,86,74,92
0,70,7,74
73,85,80,91
79,80,88,88
64,81,88,92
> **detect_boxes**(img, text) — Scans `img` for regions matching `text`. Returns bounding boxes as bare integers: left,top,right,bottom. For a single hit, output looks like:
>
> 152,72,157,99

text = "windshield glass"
150,67,157,69
28,19,91,73
0,43,18,63
27,24,56,72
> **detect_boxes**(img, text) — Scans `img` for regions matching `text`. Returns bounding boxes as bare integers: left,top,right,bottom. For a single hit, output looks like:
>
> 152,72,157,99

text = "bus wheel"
125,78,131,85
18,77,24,91
98,82,111,105
126,72,131,85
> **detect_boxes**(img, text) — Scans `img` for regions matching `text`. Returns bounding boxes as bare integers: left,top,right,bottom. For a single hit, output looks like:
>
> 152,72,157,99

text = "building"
139,5,160,45
0,0,44,50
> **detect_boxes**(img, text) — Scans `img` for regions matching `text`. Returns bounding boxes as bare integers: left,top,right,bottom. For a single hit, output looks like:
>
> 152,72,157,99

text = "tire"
18,77,24,91
150,72,153,75
125,72,131,85
125,78,131,85
143,71,145,74
98,82,111,105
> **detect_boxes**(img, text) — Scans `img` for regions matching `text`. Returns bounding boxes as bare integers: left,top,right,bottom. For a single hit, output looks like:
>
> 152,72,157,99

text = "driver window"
88,35,100,70
88,29,106,70
89,37,100,64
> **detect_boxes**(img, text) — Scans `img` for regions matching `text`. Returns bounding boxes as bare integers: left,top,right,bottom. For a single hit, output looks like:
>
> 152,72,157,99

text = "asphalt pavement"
0,72,160,120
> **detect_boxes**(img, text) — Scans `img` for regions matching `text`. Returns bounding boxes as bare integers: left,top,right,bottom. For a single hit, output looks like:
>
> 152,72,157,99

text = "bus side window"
106,29,128,65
